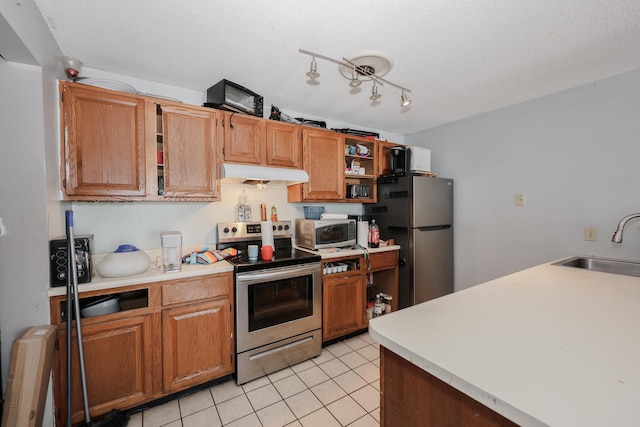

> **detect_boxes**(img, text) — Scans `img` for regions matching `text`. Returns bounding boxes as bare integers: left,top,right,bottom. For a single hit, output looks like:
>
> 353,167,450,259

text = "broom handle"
66,210,91,424
66,234,72,427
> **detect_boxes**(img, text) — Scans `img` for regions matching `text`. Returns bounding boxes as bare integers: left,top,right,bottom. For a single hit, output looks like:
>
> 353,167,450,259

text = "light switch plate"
515,194,525,206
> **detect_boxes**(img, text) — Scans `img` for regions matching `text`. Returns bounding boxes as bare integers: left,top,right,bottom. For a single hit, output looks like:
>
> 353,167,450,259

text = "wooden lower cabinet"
380,346,519,427
162,298,233,393
322,269,367,342
55,314,157,425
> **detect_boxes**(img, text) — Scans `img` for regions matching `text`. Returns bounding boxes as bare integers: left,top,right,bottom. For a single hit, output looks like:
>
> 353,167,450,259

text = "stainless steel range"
217,221,322,385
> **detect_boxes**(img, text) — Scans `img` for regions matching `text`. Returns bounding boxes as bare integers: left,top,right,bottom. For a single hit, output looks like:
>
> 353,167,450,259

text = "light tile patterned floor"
128,332,380,427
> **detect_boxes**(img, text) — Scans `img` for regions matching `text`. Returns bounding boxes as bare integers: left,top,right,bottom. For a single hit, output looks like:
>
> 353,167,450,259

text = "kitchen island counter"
369,259,640,427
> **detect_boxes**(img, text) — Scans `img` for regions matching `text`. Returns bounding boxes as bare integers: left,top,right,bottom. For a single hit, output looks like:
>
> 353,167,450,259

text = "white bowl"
81,296,120,318
96,246,151,278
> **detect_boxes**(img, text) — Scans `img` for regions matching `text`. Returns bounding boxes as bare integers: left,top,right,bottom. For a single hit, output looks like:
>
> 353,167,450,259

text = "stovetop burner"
217,221,321,273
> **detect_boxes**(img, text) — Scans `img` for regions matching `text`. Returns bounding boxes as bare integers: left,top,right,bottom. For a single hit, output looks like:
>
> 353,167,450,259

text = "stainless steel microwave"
295,218,356,250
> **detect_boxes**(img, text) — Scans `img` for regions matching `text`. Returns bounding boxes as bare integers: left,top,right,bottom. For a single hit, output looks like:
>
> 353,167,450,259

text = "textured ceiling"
34,0,640,135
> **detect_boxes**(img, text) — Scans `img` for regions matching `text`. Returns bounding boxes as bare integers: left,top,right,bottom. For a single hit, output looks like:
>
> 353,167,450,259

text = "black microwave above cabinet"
204,79,264,118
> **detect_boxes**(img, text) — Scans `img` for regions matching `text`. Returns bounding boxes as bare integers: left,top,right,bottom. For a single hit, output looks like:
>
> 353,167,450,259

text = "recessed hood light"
220,163,309,186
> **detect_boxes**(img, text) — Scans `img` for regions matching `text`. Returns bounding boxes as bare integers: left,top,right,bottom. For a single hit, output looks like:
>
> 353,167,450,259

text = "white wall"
0,61,52,397
71,185,364,253
406,68,640,291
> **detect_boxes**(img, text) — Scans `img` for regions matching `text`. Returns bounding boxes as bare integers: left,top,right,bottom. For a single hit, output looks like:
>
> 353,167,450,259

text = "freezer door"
412,177,453,227
412,226,454,304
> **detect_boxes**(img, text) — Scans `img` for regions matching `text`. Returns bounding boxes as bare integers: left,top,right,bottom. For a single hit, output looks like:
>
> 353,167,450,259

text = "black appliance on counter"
204,79,264,117
217,221,322,384
389,145,411,174
49,235,93,287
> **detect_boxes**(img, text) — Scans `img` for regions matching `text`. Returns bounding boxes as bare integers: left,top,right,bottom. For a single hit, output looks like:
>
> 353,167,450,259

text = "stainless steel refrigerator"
366,175,454,308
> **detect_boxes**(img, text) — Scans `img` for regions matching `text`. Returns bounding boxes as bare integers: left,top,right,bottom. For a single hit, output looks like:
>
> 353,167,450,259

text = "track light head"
370,82,381,100
401,91,412,107
306,58,320,79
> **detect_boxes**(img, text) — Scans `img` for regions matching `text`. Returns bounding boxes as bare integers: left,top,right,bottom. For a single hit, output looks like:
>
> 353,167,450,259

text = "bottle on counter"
366,302,374,320
237,195,245,222
260,203,267,222
373,293,384,317
369,220,380,248
244,192,252,221
271,205,278,222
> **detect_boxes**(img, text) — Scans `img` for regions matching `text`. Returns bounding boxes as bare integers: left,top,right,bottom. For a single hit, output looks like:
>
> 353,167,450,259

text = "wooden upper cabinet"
265,121,302,168
59,81,220,202
289,128,344,201
221,112,265,164
159,104,218,199
221,112,302,168
61,82,147,198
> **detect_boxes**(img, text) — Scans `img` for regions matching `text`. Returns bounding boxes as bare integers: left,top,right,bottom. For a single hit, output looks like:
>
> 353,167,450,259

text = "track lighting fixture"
370,81,381,100
306,57,320,79
299,49,412,108
401,90,412,107
349,64,362,88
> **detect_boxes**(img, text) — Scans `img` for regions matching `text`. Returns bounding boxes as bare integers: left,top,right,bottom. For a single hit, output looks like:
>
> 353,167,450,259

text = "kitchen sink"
553,256,640,278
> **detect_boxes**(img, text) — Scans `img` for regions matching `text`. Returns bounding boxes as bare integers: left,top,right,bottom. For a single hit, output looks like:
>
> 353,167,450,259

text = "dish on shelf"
80,78,138,94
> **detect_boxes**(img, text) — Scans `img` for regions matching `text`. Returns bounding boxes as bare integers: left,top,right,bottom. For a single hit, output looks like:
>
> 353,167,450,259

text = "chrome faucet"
611,213,640,243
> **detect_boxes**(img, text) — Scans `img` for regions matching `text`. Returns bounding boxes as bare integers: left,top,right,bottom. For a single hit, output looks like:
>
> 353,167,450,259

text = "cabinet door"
161,104,218,199
265,121,302,168
61,82,147,198
323,273,366,341
222,113,265,164
300,129,344,200
55,315,155,425
162,298,233,393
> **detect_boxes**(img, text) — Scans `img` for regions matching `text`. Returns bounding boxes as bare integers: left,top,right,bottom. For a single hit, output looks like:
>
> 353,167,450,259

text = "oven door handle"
236,263,321,284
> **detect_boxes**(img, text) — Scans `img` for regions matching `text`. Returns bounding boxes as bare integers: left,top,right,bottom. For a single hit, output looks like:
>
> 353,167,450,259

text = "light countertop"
369,259,640,427
48,253,233,297
49,245,400,297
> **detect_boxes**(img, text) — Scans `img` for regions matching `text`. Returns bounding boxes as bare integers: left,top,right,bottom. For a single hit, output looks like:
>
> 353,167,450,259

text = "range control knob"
223,227,230,234
231,227,238,233
283,224,290,230
278,225,283,231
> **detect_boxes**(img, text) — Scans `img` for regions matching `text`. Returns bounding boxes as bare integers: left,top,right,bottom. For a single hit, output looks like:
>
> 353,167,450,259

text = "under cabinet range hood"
220,163,309,186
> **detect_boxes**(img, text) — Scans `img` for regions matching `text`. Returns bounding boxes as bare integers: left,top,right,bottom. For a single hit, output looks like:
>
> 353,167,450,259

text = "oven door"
236,262,321,354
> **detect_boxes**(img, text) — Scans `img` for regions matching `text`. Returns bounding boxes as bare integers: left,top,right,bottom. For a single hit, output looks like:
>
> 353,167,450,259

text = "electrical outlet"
584,226,597,241
515,194,525,206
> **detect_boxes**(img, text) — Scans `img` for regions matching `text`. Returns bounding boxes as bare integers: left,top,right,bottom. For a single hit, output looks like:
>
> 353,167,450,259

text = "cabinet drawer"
162,274,232,306
369,251,398,271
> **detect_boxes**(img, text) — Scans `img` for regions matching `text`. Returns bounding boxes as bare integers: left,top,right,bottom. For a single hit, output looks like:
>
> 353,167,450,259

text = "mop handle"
65,226,73,427
66,210,91,424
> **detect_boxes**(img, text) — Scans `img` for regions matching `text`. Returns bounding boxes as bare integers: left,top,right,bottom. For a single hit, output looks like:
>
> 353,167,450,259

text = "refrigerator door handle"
416,225,451,231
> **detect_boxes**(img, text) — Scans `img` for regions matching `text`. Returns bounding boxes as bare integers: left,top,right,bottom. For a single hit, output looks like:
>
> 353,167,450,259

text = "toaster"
347,184,370,199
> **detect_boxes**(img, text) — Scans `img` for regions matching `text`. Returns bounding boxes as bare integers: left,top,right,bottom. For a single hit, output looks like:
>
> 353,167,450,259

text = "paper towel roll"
261,221,274,247
357,221,369,247
320,213,349,220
